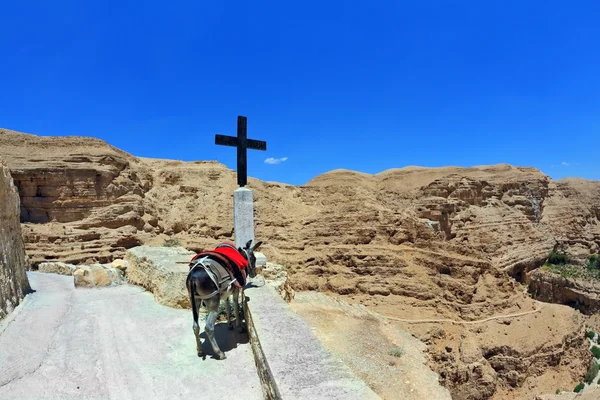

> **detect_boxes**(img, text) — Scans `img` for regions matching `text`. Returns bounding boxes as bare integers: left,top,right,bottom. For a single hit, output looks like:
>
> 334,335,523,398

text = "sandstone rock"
0,128,150,265
125,246,195,308
261,262,295,302
73,267,94,288
111,259,128,271
38,262,77,276
73,264,126,288
90,264,111,287
0,158,31,319
527,269,600,314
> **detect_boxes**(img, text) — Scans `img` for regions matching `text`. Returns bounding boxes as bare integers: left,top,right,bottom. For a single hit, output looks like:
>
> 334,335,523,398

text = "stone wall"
0,158,30,320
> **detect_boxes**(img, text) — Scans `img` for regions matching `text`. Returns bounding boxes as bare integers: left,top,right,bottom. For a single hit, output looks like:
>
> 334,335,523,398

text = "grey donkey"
185,240,261,359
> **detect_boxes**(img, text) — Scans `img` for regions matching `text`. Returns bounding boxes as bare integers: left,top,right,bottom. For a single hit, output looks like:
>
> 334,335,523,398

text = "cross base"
233,187,255,249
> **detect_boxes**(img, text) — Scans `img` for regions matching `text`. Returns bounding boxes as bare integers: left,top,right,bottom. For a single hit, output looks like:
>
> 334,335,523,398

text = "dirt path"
0,272,263,400
373,303,543,325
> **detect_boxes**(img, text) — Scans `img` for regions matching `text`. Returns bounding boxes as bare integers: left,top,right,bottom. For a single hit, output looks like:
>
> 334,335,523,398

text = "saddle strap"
192,251,245,288
189,258,234,300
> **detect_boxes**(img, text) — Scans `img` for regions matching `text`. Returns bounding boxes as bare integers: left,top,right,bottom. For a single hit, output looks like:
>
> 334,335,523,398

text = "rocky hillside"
0,157,30,320
1,127,599,398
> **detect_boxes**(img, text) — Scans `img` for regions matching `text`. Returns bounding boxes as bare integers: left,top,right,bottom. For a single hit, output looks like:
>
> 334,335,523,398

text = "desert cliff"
1,127,599,399
0,156,31,320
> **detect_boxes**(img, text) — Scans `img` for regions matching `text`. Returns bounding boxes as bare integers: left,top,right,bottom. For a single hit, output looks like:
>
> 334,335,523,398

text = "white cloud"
264,157,288,165
561,162,570,166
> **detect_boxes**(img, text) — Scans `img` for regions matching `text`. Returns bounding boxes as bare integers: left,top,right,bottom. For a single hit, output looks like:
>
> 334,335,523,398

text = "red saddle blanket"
190,242,248,287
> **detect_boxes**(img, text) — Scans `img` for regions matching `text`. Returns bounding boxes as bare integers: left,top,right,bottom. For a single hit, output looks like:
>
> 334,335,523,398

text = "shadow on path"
199,322,250,359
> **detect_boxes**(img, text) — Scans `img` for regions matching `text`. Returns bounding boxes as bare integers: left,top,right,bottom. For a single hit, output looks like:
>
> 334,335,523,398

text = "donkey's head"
239,239,262,278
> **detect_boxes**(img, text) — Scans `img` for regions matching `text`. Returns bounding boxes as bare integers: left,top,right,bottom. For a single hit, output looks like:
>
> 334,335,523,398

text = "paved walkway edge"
244,292,283,400
244,283,380,400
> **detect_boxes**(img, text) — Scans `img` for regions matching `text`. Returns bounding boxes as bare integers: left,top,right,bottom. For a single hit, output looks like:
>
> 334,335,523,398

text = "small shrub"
548,250,569,265
574,382,585,393
388,347,404,358
591,345,600,359
587,330,596,340
585,361,599,384
587,255,600,270
162,238,181,247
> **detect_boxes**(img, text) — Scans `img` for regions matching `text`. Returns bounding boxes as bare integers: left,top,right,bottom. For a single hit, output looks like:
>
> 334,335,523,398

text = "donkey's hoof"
197,352,203,358
218,353,227,360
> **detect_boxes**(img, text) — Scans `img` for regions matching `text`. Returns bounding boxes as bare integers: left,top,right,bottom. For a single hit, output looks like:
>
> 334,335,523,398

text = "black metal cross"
215,116,267,187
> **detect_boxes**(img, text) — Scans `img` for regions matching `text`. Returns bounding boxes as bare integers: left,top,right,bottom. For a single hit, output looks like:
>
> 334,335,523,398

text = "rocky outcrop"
38,260,126,287
528,269,600,314
73,264,125,288
125,246,195,308
0,129,149,266
0,158,31,320
2,128,600,398
261,262,295,302
38,261,78,275
428,305,591,400
537,387,600,400
0,129,149,225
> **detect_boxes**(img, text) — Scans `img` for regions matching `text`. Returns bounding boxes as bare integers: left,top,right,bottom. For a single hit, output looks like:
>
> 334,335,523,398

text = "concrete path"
245,283,380,400
0,272,263,400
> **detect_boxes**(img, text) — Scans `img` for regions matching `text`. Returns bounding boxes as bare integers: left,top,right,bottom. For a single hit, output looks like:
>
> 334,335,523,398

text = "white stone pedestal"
234,187,255,249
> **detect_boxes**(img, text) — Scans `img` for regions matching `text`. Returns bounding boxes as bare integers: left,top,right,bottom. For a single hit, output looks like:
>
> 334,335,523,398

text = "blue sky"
1,1,599,185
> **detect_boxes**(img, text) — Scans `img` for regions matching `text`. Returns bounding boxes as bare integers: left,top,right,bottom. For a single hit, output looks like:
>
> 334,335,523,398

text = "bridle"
239,247,256,277
239,246,265,286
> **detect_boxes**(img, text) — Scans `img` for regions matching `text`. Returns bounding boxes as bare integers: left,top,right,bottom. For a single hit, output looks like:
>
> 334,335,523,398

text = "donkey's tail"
189,277,200,324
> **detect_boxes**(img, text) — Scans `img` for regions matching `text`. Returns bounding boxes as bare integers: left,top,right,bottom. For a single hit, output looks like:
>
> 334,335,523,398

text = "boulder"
38,262,77,276
73,264,126,288
111,259,128,271
73,267,94,288
125,246,195,309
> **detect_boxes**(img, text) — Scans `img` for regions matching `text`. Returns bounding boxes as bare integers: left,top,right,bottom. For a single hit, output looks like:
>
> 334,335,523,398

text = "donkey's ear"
253,241,263,251
245,239,253,249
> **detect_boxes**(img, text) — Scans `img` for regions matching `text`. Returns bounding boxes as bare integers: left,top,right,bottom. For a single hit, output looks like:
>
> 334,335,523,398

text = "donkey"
185,239,262,360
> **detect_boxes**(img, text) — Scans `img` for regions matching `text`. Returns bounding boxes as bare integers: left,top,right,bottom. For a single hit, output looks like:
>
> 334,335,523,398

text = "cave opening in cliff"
514,270,524,283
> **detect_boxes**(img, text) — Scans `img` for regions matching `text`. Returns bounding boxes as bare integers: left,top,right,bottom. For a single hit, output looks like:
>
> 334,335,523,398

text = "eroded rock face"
1,129,148,265
0,158,31,319
2,129,600,399
0,129,148,225
527,269,600,314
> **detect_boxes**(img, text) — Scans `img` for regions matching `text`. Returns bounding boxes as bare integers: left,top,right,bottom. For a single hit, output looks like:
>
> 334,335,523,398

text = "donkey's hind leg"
193,298,204,358
226,296,234,330
204,297,226,360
